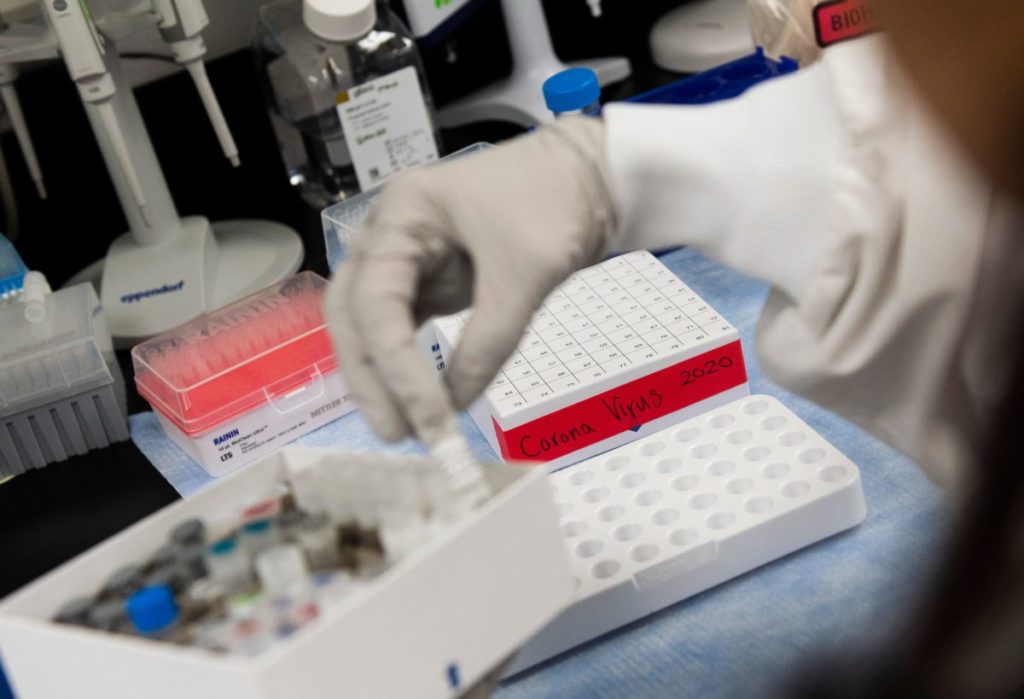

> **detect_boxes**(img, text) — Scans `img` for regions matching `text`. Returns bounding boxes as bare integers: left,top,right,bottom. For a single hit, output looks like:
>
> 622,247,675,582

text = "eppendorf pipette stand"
61,47,301,347
438,0,631,128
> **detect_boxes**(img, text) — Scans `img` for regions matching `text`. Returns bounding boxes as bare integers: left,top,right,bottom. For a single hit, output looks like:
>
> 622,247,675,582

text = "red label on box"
814,0,879,47
494,340,747,462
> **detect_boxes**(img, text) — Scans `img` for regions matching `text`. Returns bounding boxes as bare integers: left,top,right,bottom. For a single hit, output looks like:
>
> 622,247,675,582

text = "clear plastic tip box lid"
131,272,337,436
0,283,116,415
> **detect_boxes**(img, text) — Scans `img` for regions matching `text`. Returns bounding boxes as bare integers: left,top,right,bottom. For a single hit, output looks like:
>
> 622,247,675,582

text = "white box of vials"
0,448,574,699
434,251,750,471
506,394,868,675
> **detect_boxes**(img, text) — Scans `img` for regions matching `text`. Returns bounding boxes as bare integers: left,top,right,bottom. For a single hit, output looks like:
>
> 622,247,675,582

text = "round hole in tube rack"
743,445,771,462
759,415,787,431
762,462,790,480
726,478,754,495
635,489,663,507
674,427,701,443
630,544,660,563
782,480,811,498
798,448,826,465
707,460,735,477
672,474,700,491
655,457,683,474
598,504,626,522
613,523,642,542
690,443,718,459
605,455,630,472
582,487,611,503
743,400,769,415
641,441,666,457
744,496,774,514
591,559,621,580
652,508,681,526
561,520,587,538
725,429,753,445
567,470,594,486
708,512,737,530
689,492,717,510
778,431,806,447
669,528,699,547
708,413,735,429
619,472,647,489
818,464,849,483
575,539,604,558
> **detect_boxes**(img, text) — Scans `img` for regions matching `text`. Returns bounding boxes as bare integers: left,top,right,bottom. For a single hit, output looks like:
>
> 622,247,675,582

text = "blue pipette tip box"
629,47,798,105
0,234,27,302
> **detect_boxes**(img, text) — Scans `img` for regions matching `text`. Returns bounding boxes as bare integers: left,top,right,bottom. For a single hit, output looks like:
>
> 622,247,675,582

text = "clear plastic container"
131,272,356,477
253,0,442,209
320,142,493,270
0,283,128,475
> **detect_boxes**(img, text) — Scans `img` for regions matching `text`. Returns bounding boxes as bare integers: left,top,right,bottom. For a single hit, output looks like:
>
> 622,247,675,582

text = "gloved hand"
325,117,618,444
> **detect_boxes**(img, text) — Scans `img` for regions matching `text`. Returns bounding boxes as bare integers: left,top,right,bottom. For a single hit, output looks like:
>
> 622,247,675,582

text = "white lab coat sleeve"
603,38,992,489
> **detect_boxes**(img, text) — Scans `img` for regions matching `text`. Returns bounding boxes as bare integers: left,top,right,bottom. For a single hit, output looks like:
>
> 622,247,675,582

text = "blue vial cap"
0,234,27,300
543,68,600,114
208,536,238,556
243,519,272,535
126,585,178,635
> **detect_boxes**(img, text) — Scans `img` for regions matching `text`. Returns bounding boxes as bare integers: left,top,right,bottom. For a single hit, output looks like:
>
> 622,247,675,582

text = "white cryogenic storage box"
508,394,868,674
434,251,750,471
0,448,574,699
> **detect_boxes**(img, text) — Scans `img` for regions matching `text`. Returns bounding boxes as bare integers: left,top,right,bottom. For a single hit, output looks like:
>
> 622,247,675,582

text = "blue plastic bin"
630,48,798,105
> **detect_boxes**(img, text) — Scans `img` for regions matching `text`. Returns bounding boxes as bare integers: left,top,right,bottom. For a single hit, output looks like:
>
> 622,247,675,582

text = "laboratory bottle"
254,0,443,209
543,67,602,118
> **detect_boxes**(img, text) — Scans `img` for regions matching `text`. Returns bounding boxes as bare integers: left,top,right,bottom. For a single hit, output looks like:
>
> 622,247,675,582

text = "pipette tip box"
506,394,867,675
131,272,355,477
0,447,575,699
433,251,750,471
0,282,129,477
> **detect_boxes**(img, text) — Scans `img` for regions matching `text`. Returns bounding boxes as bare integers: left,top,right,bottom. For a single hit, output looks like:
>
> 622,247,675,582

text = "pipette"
0,65,45,198
152,0,240,166
42,0,149,226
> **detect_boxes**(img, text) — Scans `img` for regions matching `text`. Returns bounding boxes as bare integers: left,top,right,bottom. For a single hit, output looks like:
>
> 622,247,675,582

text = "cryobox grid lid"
435,251,739,425
131,272,338,436
0,283,116,416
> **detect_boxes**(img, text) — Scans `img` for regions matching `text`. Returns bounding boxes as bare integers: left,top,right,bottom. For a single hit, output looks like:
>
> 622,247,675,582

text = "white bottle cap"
303,0,376,42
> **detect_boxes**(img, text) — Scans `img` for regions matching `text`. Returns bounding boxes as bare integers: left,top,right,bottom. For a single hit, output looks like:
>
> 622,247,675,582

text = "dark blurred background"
4,0,688,287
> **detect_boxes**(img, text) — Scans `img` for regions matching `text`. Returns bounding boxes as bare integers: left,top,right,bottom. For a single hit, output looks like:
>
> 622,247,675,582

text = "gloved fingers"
324,256,411,442
412,248,475,326
350,231,461,445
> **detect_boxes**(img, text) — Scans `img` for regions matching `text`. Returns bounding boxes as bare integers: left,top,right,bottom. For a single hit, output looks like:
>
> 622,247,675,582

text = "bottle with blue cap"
543,67,602,119
127,585,185,642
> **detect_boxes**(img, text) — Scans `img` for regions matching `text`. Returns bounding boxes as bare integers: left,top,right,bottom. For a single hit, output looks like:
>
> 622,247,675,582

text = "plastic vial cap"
171,518,206,547
543,68,601,114
255,545,309,598
89,598,128,631
55,597,93,625
243,518,273,536
103,564,143,597
303,0,376,42
127,585,179,635
208,537,238,556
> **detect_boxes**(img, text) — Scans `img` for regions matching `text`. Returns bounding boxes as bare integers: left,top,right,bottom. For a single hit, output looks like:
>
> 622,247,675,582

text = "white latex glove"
325,118,617,444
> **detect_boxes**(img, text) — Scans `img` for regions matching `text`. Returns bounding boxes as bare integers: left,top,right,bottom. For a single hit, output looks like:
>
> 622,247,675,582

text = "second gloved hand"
325,117,618,444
